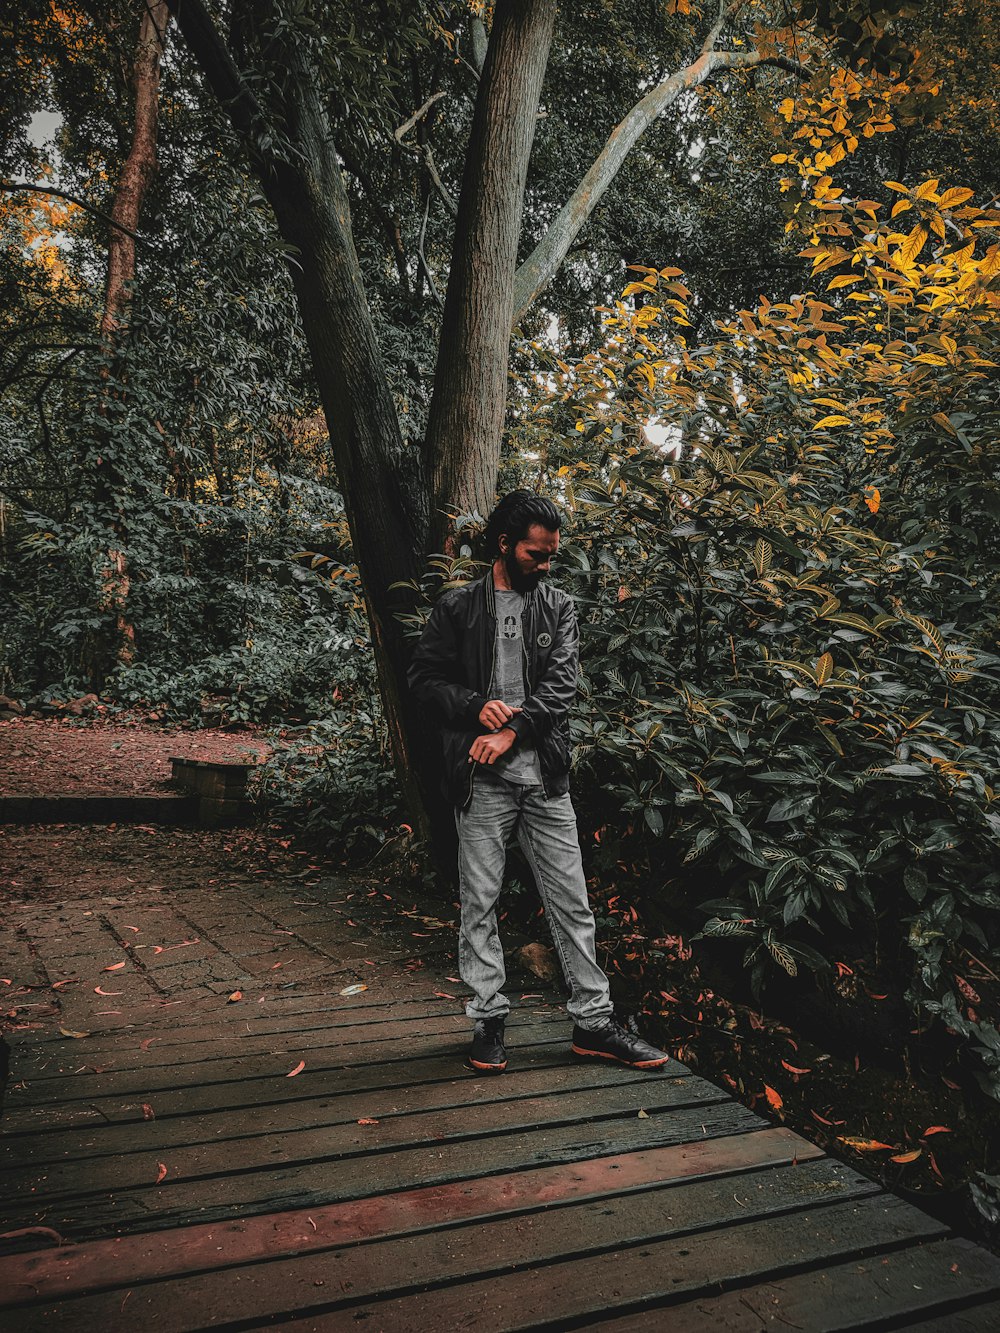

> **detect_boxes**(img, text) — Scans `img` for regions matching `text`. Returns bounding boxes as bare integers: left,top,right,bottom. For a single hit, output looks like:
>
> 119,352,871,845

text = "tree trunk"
163,0,453,856
100,1,169,340
423,0,557,545
92,0,170,684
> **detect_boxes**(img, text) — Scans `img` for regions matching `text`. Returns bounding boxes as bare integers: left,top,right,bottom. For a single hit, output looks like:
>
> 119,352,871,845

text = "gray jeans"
455,775,613,1030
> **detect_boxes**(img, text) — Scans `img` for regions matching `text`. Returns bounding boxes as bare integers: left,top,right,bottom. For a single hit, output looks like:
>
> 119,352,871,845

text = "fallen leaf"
357,1117,380,1126
810,1110,845,1126
94,987,123,996
59,1028,91,1039
780,1060,812,1075
339,984,367,996
155,1163,167,1184
837,1136,896,1152
102,962,127,972
140,1038,160,1052
764,1085,784,1110
142,1103,155,1121
287,1060,306,1077
922,1125,953,1136
433,991,457,1000
891,1149,922,1163
228,991,243,1003
51,980,76,990
151,946,163,954
446,977,461,983
637,1109,650,1119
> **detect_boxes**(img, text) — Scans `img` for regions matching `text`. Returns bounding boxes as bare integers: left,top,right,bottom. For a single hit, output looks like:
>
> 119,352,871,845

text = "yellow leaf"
937,187,974,209
827,274,863,290
813,414,852,429
816,652,833,685
838,1136,896,1152
864,486,881,514
898,224,928,267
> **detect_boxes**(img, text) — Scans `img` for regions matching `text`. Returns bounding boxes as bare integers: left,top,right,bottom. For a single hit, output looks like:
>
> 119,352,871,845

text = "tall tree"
162,0,823,847
93,0,171,679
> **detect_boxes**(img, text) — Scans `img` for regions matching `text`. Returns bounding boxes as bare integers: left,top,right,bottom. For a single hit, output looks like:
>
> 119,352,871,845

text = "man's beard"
504,549,543,592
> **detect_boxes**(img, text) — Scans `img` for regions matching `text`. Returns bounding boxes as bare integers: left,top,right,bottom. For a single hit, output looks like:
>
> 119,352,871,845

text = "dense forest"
3,0,1000,1225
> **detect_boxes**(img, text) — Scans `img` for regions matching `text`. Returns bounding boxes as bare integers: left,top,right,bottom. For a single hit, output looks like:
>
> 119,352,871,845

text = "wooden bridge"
5,973,1000,1328
2,798,1000,1328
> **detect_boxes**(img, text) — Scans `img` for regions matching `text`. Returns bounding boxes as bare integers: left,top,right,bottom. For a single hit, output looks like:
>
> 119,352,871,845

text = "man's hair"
483,490,561,558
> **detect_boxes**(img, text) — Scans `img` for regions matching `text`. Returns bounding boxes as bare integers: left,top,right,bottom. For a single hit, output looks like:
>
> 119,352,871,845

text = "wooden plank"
2,1013,566,1105
2,1157,874,1329
3,1074,728,1206
295,1195,950,1331
2,1061,693,1168
892,1297,1000,1332
1,1099,764,1240
595,1237,1000,1331
8,993,489,1058
0,1128,818,1304
6,1008,517,1085
0,1036,600,1134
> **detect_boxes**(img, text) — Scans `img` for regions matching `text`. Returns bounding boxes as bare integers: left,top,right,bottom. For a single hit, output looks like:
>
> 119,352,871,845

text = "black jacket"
407,572,579,808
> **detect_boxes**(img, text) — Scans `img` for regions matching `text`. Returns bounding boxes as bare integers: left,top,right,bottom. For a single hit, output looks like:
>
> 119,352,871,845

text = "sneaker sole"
571,1043,669,1069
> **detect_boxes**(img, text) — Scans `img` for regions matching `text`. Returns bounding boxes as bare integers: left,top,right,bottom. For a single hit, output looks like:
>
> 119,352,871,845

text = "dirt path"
0,718,266,798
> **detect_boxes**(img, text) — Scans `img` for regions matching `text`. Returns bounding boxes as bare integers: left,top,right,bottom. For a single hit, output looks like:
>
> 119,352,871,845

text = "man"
408,490,670,1073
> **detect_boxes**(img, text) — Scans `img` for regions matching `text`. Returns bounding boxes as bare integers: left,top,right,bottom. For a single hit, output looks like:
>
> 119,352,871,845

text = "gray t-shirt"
480,589,543,787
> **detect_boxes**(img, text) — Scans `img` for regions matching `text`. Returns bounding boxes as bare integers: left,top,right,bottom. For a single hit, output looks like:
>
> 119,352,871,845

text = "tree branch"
394,91,447,143
0,181,146,243
511,12,805,324
417,194,444,310
394,92,458,218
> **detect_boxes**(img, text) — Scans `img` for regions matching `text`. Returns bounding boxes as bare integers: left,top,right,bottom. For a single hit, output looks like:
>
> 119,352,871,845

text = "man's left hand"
468,728,516,765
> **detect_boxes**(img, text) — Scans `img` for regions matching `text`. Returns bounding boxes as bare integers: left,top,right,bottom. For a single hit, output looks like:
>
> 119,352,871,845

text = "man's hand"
479,699,521,730
469,728,516,766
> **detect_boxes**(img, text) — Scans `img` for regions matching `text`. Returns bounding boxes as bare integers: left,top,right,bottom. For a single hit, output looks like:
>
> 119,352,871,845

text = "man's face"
500,522,559,592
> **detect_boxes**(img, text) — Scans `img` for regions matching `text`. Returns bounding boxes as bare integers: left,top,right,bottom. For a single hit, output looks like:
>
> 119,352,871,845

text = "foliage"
512,174,1000,1094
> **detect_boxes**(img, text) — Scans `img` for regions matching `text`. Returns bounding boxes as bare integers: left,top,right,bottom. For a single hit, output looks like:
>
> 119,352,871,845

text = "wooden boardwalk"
5,968,1000,1330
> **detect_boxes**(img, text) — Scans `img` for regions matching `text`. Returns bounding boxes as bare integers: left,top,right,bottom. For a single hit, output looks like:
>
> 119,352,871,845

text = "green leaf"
766,794,815,823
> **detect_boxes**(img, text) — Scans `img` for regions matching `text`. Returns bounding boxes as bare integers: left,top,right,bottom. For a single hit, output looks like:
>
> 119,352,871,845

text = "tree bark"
100,0,169,340
423,0,558,544
163,0,450,856
92,0,170,683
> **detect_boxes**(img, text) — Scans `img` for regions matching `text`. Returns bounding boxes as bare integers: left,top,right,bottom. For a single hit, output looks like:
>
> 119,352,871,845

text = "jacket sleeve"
508,593,579,744
406,595,487,728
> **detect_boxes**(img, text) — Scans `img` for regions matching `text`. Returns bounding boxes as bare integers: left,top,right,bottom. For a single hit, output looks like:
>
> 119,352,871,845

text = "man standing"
408,491,670,1073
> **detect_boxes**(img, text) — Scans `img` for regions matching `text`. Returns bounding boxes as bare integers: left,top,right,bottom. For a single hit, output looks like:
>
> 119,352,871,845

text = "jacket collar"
482,569,537,619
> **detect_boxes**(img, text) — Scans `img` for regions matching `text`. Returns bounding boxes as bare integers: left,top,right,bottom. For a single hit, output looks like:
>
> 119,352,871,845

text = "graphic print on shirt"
501,614,520,641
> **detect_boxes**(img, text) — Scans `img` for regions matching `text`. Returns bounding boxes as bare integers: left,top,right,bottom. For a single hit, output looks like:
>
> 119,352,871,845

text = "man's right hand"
478,699,521,731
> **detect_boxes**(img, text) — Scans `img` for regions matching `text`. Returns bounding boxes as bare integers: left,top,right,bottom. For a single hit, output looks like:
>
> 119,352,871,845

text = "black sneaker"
571,1016,670,1069
468,1017,507,1073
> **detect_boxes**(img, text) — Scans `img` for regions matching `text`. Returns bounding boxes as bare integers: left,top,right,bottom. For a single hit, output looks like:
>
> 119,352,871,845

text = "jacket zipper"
465,587,498,809
522,602,549,799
